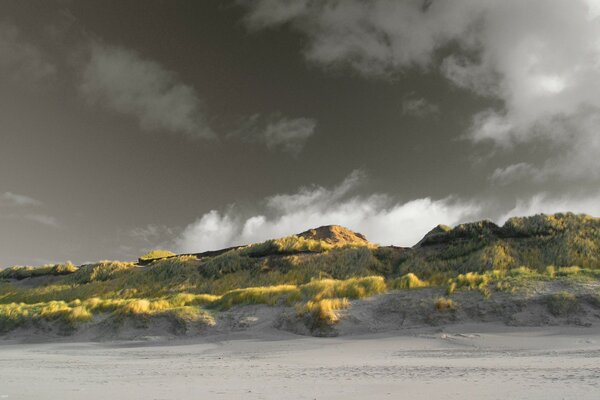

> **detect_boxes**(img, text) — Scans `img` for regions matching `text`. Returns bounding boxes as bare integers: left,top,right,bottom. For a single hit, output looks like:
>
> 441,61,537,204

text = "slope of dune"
0,212,599,340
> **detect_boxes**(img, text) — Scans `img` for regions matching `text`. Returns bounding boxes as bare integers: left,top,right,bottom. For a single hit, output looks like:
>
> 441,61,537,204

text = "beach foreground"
1,324,599,400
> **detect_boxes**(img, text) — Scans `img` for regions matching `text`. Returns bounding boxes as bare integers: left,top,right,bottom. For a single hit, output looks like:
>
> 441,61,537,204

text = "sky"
1,0,600,267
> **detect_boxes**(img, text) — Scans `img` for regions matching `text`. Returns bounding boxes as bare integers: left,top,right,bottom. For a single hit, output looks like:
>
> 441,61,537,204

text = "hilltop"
297,225,370,246
0,212,599,340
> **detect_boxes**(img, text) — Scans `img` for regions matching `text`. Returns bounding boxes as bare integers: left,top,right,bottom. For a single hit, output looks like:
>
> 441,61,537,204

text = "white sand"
1,323,599,400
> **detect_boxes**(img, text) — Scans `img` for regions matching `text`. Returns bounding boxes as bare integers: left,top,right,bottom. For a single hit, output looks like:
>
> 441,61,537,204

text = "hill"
0,212,599,339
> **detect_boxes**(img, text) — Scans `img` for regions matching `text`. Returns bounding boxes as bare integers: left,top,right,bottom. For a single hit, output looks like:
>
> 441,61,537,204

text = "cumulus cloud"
0,21,56,83
240,0,600,182
174,170,480,252
80,43,214,138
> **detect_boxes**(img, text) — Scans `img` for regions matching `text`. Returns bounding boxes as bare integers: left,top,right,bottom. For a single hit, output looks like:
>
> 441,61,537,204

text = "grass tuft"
435,297,455,311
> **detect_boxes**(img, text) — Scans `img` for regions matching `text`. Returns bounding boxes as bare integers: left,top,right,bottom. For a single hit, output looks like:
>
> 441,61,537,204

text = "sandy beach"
1,324,599,400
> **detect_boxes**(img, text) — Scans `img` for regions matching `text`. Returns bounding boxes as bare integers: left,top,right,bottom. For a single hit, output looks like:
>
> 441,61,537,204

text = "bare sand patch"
1,324,599,400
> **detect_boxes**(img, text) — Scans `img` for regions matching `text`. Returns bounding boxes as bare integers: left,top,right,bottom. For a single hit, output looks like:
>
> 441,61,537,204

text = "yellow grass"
435,297,455,311
390,273,429,289
297,298,350,323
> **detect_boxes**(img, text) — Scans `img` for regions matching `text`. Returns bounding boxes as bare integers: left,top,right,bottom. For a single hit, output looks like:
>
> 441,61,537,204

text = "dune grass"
0,262,78,280
1,261,597,333
0,275,386,332
435,297,455,311
139,249,176,262
210,276,386,311
0,215,598,335
390,273,429,289
297,298,350,325
546,291,580,317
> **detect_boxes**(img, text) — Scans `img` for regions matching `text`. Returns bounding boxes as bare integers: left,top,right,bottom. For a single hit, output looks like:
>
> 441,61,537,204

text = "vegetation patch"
0,262,78,280
435,297,455,312
546,292,580,317
139,249,176,263
390,273,429,289
0,213,598,336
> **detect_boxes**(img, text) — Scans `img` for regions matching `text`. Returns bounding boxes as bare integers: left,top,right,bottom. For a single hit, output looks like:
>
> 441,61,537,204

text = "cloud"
0,192,42,207
0,213,59,227
233,113,317,156
21,214,59,227
240,0,478,76
490,163,542,185
240,0,600,182
0,21,56,83
174,170,480,252
80,43,214,138
129,224,175,244
0,192,59,227
401,96,439,118
262,116,317,155
499,190,600,223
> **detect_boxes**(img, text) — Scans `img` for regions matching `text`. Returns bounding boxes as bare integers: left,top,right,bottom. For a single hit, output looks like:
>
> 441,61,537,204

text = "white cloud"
490,163,542,185
0,192,59,227
401,96,439,117
240,0,600,182
0,21,55,83
80,43,214,138
0,192,42,206
263,116,316,156
22,214,59,227
241,0,479,76
235,113,317,156
174,170,480,252
129,224,175,244
499,190,600,223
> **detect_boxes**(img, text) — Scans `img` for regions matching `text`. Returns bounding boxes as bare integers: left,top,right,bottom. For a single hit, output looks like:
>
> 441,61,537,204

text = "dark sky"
1,0,599,267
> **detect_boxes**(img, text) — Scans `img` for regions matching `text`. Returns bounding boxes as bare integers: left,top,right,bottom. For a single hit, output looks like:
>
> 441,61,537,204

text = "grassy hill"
0,213,599,338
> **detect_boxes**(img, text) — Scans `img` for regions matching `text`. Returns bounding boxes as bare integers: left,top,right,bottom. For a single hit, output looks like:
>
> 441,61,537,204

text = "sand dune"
1,323,599,399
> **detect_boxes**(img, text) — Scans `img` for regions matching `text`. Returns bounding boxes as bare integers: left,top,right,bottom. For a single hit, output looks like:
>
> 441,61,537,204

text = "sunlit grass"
435,297,455,311
0,262,78,280
297,298,350,324
0,215,598,336
390,273,429,289
139,249,176,262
